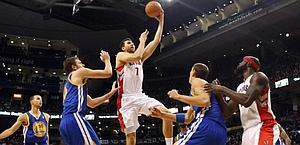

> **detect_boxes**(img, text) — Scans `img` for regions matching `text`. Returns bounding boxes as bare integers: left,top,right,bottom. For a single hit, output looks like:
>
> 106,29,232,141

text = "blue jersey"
62,74,88,117
177,93,227,145
23,112,48,144
59,74,101,145
191,93,226,128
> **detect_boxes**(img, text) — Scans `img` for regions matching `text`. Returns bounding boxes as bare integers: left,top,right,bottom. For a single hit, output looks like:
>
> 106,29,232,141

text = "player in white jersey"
205,56,288,145
115,11,173,145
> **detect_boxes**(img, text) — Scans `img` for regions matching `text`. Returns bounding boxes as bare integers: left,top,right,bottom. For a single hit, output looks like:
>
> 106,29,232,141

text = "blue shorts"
59,113,101,145
177,118,227,145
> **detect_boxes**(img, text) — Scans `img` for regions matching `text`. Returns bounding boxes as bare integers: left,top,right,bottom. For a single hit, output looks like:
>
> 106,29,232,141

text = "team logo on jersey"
33,121,47,137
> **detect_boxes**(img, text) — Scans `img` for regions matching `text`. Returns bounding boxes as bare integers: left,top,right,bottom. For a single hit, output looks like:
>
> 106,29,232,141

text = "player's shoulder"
43,113,50,121
116,52,127,57
251,72,269,85
253,72,269,81
191,78,207,86
72,67,90,76
43,112,50,117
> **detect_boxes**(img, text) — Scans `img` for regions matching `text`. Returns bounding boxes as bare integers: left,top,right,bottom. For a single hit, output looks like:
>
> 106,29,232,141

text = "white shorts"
119,93,165,134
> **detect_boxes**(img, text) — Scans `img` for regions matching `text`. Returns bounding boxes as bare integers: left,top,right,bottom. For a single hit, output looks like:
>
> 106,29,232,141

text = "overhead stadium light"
13,94,22,99
294,77,300,81
285,33,290,37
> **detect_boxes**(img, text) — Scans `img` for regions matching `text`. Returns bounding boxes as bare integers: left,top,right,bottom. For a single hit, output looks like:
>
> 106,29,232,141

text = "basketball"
145,1,163,18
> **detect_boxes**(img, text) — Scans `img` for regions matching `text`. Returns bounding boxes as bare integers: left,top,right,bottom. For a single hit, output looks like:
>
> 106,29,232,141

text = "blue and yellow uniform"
59,74,101,145
176,93,227,145
23,112,48,145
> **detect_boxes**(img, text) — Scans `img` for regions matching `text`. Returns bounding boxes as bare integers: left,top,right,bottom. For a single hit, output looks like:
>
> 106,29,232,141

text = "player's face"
31,95,43,108
123,40,135,53
189,67,195,83
236,61,248,79
74,59,85,70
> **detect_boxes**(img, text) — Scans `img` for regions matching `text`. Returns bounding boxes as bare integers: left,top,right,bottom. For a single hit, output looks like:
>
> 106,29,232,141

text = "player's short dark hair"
119,38,132,49
193,63,209,80
29,95,40,102
63,56,79,74
29,95,35,102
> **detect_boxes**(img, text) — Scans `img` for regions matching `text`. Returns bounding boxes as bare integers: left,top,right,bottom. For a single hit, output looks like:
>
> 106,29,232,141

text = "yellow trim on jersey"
67,77,82,86
43,113,48,123
67,73,87,86
63,87,68,102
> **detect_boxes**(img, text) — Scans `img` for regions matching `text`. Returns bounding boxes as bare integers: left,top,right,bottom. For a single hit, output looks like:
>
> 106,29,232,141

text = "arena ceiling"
0,0,299,70
0,0,232,36
150,0,300,69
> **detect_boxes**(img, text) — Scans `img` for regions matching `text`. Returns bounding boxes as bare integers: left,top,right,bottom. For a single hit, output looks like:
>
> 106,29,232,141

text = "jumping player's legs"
119,101,140,145
139,95,173,145
126,132,136,145
156,106,173,139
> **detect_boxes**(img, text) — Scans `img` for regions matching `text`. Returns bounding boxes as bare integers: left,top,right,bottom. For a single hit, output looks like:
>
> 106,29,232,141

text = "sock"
165,138,173,145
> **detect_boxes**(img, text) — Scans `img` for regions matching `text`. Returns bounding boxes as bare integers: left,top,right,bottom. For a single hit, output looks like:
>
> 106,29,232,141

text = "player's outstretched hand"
212,78,220,85
109,81,118,95
150,107,163,119
100,50,110,63
167,89,180,100
204,83,223,94
139,29,149,43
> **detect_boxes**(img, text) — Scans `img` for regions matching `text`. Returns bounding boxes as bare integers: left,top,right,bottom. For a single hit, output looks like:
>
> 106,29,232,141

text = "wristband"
176,113,185,123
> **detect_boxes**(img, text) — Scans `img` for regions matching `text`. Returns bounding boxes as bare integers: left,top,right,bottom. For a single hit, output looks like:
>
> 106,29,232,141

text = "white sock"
165,138,173,145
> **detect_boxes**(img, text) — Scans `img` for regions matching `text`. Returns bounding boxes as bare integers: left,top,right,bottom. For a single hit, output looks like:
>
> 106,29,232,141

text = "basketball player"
151,63,227,145
59,51,117,145
0,95,50,145
115,11,173,145
205,56,282,145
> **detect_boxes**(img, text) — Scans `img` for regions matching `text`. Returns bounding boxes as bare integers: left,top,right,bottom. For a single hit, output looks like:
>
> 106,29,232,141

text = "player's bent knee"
126,132,136,138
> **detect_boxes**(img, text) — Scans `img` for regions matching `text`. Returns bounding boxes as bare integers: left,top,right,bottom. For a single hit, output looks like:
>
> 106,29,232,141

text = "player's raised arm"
150,106,195,125
116,30,149,64
205,72,268,107
142,11,164,62
77,50,112,79
168,79,210,107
